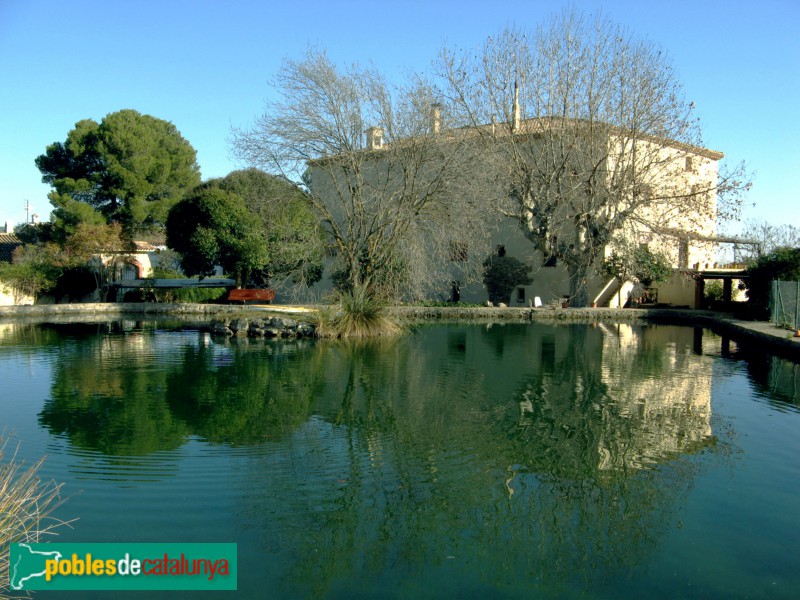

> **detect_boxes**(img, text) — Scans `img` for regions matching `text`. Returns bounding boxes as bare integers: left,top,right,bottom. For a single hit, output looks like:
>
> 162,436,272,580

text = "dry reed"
0,434,69,596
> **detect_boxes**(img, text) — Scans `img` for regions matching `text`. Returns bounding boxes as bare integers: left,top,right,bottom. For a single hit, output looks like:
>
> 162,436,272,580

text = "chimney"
31,214,39,224
365,126,384,150
512,80,521,132
431,103,443,134
3,221,9,233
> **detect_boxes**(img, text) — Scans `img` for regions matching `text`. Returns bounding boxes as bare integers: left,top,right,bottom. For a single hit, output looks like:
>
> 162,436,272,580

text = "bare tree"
739,218,800,257
232,49,497,299
438,10,750,305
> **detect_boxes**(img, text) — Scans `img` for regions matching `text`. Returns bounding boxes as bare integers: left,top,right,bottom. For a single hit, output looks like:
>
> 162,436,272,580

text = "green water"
1,320,799,599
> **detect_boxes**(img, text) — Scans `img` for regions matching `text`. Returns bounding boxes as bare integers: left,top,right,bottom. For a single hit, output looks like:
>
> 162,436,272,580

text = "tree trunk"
567,262,590,308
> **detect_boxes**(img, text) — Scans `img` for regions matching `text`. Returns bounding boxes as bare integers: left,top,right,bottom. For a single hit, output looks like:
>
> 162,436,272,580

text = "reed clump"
315,284,402,339
1,434,68,594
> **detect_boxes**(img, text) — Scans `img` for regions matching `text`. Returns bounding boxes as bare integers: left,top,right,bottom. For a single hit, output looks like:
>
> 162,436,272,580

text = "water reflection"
7,320,797,596
34,325,323,456
27,321,721,466
235,324,715,596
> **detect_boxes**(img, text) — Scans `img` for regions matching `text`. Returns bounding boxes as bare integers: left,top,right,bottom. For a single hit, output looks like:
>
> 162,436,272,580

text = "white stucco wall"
306,122,723,307
0,281,34,306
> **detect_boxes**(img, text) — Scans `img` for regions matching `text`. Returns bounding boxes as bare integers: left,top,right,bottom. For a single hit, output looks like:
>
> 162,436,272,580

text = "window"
516,287,526,303
685,156,693,171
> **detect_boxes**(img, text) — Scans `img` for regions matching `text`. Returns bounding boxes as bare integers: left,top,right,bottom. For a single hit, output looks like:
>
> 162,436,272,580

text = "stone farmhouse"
306,103,734,308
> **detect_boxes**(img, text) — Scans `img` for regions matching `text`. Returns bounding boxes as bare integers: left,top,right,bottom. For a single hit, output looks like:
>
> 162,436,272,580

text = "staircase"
593,278,635,308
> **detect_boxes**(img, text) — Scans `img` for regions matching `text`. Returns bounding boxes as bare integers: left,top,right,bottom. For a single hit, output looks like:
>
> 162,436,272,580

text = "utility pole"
24,199,30,224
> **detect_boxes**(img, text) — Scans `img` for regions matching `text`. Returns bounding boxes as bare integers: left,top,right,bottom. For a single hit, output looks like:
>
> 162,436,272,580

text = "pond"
1,319,799,599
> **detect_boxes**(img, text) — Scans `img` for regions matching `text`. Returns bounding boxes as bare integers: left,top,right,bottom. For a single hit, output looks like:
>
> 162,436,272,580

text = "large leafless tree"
232,49,497,299
738,218,800,258
438,10,750,305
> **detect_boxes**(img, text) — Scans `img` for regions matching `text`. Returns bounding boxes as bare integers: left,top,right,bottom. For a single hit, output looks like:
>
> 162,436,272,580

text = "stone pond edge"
0,303,798,357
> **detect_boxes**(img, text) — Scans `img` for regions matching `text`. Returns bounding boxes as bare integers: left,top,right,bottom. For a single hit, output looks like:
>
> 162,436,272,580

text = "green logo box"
9,542,237,591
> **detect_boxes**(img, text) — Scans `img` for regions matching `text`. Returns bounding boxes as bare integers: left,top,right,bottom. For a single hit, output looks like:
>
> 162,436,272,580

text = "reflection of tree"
40,326,190,456
26,320,726,596
744,350,800,408
0,322,64,352
238,323,715,597
164,339,325,445
38,324,325,457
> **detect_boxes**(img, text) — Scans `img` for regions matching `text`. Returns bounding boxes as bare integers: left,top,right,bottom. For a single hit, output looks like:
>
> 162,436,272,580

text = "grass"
1,434,69,594
316,284,402,339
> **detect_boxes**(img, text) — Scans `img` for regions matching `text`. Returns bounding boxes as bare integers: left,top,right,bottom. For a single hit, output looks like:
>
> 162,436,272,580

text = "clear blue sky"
1,0,797,232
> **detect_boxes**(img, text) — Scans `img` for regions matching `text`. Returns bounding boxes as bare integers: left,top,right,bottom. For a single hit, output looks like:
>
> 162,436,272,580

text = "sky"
0,0,798,233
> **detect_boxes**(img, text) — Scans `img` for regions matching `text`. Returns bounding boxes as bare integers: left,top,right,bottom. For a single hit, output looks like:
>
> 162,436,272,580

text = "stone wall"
210,316,316,338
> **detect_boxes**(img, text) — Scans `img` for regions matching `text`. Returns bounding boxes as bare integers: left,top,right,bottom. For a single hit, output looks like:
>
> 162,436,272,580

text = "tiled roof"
133,240,161,252
135,232,167,247
0,233,22,263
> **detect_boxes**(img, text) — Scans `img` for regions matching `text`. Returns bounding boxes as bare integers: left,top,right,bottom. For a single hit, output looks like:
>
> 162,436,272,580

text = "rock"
229,318,250,335
485,301,493,307
498,302,508,308
297,323,316,338
209,314,314,339
210,318,232,336
248,319,269,336
270,317,298,331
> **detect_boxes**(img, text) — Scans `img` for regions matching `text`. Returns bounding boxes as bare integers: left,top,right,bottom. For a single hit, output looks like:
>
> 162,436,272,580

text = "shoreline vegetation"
0,434,70,595
0,302,798,356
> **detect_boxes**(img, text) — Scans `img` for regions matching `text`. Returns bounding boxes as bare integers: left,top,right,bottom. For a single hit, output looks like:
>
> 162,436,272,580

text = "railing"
770,280,800,331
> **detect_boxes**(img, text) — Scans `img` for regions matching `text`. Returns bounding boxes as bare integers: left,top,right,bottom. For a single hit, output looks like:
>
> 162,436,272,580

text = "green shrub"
0,244,63,300
53,267,98,301
482,253,533,305
603,245,672,286
704,280,724,304
744,247,800,319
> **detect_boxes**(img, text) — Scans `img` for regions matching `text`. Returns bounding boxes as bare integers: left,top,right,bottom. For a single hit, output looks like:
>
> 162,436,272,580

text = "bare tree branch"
232,48,499,299
438,10,751,305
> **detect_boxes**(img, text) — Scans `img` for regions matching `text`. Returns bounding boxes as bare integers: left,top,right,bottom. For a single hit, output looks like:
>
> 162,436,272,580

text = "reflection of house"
597,324,714,470
504,323,714,473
